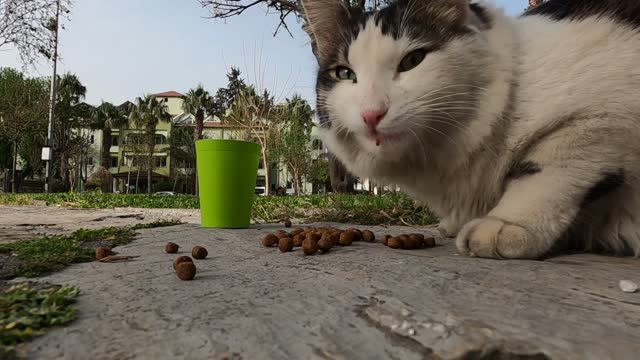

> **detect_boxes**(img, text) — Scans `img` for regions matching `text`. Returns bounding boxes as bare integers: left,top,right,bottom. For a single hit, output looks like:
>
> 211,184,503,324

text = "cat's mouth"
366,129,404,146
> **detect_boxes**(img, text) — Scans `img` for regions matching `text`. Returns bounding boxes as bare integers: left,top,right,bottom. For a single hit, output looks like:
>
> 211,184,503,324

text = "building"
82,90,327,195
109,94,176,193
173,109,326,195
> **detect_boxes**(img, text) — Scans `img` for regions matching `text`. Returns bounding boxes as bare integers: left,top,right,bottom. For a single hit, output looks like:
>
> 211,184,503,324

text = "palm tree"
55,73,87,191
182,85,214,196
90,102,128,168
90,102,128,192
182,85,213,143
129,95,171,194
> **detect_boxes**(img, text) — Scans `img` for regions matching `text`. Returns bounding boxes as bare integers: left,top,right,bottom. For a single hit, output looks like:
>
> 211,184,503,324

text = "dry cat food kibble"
424,236,436,248
192,246,208,259
409,233,425,242
339,231,355,246
348,228,363,241
259,227,437,254
173,256,193,270
262,234,279,248
387,237,403,249
318,236,333,253
402,235,421,250
362,230,375,242
292,234,305,247
164,242,179,254
302,238,319,255
284,219,292,228
306,232,322,242
176,261,196,280
279,237,294,252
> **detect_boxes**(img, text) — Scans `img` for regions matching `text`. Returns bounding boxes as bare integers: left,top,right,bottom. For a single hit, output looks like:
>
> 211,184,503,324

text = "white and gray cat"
302,0,640,259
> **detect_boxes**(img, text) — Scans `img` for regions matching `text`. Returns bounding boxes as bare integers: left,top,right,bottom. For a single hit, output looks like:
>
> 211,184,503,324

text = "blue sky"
0,0,525,106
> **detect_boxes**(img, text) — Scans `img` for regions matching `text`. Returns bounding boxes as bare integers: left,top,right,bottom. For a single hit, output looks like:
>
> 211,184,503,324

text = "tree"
275,95,314,195
52,72,89,191
182,85,214,195
0,67,49,192
197,0,378,193
0,0,73,66
198,0,391,36
168,125,197,194
527,0,545,10
89,101,128,191
226,85,279,195
182,85,214,142
308,157,330,193
212,67,246,138
129,95,171,194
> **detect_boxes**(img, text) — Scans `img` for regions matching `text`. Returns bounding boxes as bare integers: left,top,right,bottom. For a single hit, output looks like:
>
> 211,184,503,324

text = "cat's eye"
335,66,357,81
398,49,427,72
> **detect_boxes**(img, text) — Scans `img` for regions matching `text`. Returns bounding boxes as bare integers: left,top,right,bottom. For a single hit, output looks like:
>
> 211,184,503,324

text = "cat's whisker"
408,127,429,170
407,120,460,148
414,84,489,100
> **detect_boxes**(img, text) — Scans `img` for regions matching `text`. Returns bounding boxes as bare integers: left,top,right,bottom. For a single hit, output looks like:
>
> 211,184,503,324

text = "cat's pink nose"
361,109,388,129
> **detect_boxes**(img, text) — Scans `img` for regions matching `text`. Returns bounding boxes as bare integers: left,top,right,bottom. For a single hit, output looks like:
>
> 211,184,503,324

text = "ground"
2,207,639,360
0,205,199,244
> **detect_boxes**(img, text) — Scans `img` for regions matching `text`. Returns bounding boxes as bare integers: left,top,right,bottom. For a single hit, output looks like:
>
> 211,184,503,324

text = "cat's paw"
455,217,541,259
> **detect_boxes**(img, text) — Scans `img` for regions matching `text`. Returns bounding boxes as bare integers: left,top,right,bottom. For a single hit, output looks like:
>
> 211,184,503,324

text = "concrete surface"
10,223,640,360
0,205,199,243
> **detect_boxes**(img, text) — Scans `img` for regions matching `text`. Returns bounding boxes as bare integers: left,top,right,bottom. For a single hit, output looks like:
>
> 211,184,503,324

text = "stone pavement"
13,223,640,360
0,205,199,243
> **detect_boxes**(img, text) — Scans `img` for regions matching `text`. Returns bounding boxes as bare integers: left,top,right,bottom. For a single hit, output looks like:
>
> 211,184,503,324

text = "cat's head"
303,0,495,174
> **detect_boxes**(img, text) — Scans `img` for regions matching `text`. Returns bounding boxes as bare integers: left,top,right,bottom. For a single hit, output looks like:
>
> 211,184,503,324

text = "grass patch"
0,219,184,279
0,192,198,209
0,227,135,278
253,192,437,225
0,192,438,226
130,218,183,230
0,283,80,359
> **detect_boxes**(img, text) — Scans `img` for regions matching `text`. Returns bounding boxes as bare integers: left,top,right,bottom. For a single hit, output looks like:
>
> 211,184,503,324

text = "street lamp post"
43,0,61,193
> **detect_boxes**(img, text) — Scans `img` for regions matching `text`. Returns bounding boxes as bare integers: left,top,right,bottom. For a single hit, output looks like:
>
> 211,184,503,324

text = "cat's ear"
439,0,471,25
402,0,471,27
301,0,351,63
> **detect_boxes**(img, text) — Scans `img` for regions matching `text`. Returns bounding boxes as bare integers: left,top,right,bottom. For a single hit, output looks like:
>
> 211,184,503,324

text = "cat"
301,0,640,260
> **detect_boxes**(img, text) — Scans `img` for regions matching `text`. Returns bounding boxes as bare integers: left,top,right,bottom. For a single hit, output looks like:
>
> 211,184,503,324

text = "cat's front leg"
455,164,624,259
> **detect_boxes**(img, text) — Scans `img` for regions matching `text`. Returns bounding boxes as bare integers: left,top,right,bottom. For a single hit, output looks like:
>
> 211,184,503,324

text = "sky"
0,0,525,107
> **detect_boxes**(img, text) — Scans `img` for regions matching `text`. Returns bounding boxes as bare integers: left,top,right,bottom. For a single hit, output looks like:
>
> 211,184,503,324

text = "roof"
117,101,134,112
153,91,184,98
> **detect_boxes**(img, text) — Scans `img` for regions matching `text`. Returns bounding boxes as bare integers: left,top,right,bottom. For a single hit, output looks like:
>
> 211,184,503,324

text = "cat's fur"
302,0,640,259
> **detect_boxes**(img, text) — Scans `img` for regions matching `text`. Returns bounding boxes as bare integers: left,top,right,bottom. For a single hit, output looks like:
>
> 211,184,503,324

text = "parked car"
254,186,266,196
154,191,175,196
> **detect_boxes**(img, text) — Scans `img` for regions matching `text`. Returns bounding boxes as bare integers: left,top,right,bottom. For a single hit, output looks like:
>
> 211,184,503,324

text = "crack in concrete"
354,300,439,359
355,296,551,360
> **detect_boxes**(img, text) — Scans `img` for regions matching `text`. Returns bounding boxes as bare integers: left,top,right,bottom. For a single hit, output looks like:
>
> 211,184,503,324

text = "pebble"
408,328,416,336
619,280,638,293
401,308,411,317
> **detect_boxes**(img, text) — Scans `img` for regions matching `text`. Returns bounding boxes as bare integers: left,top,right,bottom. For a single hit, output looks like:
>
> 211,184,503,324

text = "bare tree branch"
196,0,389,37
0,0,73,67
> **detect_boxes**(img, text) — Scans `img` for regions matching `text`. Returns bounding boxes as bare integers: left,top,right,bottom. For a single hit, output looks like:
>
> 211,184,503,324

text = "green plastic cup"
196,139,261,228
